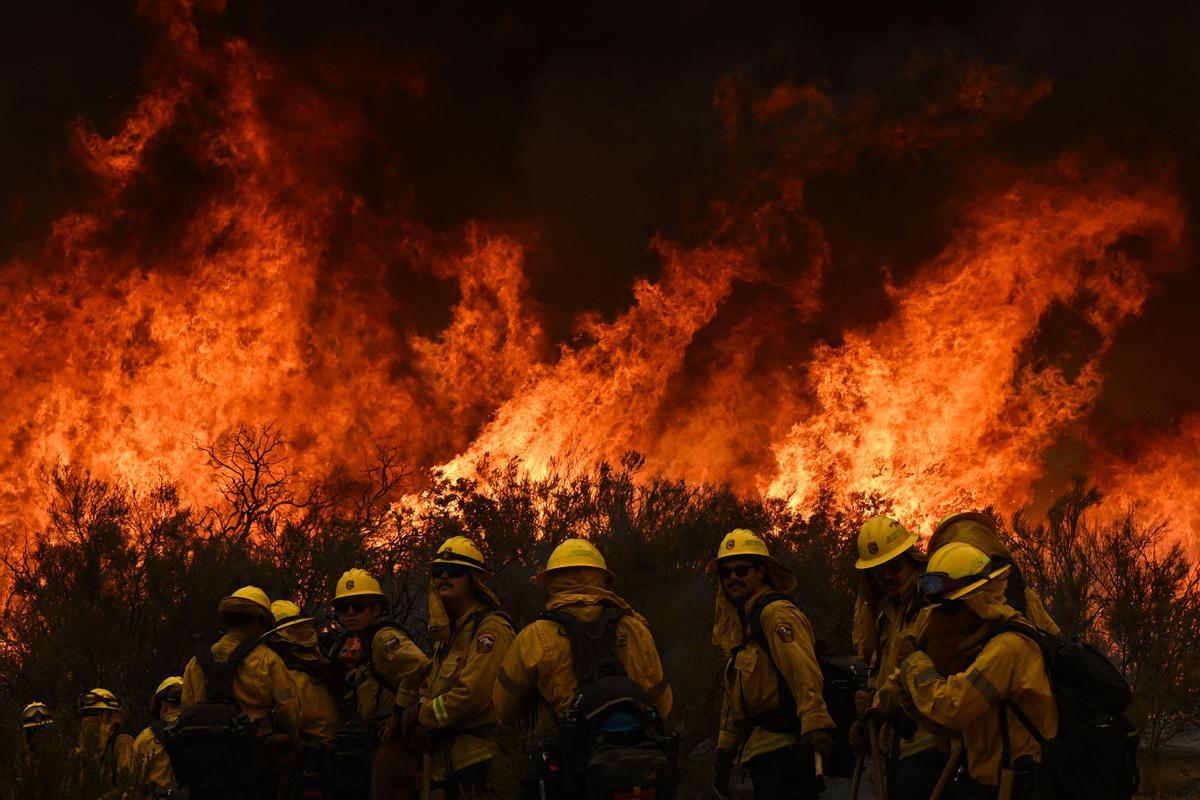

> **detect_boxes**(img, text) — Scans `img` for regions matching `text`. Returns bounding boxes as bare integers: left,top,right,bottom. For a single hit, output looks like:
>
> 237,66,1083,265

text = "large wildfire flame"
1,4,1194,551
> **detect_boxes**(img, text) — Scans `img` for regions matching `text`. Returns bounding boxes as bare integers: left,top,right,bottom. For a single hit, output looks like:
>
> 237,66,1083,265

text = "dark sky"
3,0,1199,440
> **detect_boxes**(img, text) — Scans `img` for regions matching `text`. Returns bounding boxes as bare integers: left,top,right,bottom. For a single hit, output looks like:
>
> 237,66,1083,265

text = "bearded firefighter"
711,529,835,800
493,538,674,800
132,676,184,796
398,536,514,799
327,568,428,800
849,516,947,799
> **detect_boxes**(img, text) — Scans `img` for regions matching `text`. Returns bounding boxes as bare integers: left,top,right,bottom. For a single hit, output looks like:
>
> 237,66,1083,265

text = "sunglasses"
334,600,374,615
431,564,469,580
719,564,758,581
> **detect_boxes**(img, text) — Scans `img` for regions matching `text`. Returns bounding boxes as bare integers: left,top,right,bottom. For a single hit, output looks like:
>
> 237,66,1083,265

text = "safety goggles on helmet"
158,686,183,706
22,705,52,725
918,557,1005,601
77,692,121,712
431,564,469,580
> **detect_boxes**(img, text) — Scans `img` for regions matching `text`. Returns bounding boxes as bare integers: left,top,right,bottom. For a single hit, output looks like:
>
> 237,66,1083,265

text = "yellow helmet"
21,702,53,729
705,528,778,571
77,688,122,716
431,536,490,574
534,538,614,584
217,586,273,621
333,568,386,602
932,511,998,539
149,676,183,715
266,599,314,642
855,516,919,570
919,541,1012,602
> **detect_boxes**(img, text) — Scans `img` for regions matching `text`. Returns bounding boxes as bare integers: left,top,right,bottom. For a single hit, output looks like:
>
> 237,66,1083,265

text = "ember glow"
1,3,1196,552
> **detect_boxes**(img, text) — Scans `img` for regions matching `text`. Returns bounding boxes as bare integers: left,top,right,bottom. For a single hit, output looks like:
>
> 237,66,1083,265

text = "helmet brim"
939,564,1012,601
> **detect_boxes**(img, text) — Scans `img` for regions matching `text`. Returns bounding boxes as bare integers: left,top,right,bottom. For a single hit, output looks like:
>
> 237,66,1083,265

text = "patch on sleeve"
383,636,401,653
774,622,795,642
476,632,496,653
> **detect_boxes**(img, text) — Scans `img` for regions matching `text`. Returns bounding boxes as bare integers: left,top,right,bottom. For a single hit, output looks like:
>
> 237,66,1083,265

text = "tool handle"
930,739,963,800
867,719,888,800
848,755,864,800
998,768,1015,800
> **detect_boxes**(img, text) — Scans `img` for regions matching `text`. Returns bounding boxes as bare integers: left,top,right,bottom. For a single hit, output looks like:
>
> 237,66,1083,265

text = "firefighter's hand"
848,720,869,758
802,729,836,762
896,635,920,662
713,749,734,798
378,713,398,743
854,688,875,718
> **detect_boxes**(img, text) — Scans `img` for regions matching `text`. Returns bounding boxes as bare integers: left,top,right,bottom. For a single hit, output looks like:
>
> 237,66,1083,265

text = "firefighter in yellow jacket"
20,701,54,763
850,516,946,799
267,600,339,797
899,541,1058,797
76,688,135,785
400,536,514,799
327,568,428,800
710,529,835,800
493,538,673,797
181,586,300,799
132,676,183,796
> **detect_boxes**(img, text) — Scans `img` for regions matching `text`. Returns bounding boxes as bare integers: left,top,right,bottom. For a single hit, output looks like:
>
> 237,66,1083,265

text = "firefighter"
20,701,54,764
181,585,300,800
898,541,1058,798
132,676,184,797
326,568,428,800
398,536,514,799
267,600,339,798
927,512,1060,636
493,537,673,799
76,688,135,784
710,529,835,800
849,516,947,799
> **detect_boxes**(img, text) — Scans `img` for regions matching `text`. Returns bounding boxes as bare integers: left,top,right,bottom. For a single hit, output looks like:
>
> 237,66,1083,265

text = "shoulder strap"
982,621,1050,769
540,604,627,687
149,718,168,744
197,635,261,703
742,593,798,713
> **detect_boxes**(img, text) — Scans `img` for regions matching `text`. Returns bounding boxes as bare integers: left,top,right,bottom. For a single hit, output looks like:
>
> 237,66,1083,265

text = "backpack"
741,593,865,778
163,637,263,799
985,622,1139,800
540,605,677,800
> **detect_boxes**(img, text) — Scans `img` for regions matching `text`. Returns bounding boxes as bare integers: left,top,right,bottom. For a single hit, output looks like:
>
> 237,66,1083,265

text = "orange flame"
1,3,1195,556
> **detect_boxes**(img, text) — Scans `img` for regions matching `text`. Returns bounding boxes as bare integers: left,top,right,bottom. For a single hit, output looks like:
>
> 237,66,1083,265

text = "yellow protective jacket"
858,574,941,759
898,581,1059,786
493,575,672,730
182,631,299,738
418,597,515,780
77,717,134,780
284,649,340,744
715,585,836,763
132,710,179,792
332,624,428,720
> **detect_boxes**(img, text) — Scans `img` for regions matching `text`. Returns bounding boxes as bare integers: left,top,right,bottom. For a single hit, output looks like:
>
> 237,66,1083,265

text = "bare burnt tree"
196,423,295,543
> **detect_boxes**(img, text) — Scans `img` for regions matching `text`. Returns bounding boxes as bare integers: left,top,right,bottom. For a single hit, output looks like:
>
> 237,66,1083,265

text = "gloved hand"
802,729,836,762
848,720,869,758
401,704,431,752
896,635,920,662
713,749,735,798
854,688,875,718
